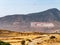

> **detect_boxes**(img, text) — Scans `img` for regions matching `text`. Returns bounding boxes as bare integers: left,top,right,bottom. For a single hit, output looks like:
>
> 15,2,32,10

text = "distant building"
31,22,54,28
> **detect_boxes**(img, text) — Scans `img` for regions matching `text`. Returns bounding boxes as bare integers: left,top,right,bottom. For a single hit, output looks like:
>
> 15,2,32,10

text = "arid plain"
0,30,60,45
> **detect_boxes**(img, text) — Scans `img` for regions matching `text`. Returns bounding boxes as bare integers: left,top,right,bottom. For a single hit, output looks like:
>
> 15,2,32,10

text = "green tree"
0,41,11,45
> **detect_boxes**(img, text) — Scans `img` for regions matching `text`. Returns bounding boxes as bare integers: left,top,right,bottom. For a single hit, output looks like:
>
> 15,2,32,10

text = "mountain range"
0,8,60,33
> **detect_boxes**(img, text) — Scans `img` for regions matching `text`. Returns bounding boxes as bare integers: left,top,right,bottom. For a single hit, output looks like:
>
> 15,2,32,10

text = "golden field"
0,30,60,45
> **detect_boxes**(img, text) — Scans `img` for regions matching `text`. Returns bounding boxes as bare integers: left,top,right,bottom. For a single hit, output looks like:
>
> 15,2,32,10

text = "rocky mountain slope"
0,8,60,33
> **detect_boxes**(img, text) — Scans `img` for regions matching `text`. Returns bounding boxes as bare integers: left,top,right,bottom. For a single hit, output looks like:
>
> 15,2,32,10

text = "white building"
31,22,54,28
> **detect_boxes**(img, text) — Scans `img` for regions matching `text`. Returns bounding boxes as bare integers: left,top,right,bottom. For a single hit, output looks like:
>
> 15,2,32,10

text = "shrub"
50,36,56,39
26,39,32,42
21,40,25,45
0,41,11,45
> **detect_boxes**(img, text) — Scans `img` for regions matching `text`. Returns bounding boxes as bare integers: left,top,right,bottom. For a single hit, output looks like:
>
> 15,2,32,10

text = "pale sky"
0,0,60,17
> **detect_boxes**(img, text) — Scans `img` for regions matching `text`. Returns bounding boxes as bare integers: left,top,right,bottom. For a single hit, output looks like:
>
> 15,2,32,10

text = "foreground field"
0,30,60,45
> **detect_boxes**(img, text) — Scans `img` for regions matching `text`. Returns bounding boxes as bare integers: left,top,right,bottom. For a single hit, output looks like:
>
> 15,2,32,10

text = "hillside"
0,8,60,33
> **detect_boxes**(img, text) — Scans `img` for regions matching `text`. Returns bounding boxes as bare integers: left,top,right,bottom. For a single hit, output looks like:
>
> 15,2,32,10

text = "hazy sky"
0,0,60,17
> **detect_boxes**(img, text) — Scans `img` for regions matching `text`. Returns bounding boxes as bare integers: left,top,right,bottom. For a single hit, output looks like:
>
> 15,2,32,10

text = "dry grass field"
0,30,60,45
